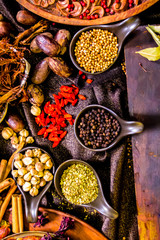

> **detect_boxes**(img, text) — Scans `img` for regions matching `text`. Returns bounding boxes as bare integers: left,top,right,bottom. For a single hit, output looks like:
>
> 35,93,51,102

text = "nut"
12,170,19,178
31,176,40,185
24,172,32,181
25,149,33,157
14,160,23,169
22,157,34,165
2,127,14,140
23,182,31,192
26,136,34,144
31,105,41,116
40,153,50,164
14,153,23,161
18,167,28,176
43,171,53,181
19,129,29,138
33,148,42,158
17,177,25,186
45,159,53,169
39,178,46,187
29,187,39,197
35,162,44,172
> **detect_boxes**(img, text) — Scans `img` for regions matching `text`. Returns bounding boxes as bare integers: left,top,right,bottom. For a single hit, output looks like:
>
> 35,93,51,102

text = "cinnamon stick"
17,195,23,232
0,159,7,182
12,194,19,233
0,178,14,193
0,182,17,222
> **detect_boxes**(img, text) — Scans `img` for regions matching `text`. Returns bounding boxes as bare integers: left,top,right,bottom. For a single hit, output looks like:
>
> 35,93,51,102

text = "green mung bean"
60,163,98,205
74,29,118,73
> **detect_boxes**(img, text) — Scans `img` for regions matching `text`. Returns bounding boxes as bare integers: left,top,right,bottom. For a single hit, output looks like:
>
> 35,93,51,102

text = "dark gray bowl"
54,159,118,219
12,146,55,223
74,104,144,152
69,16,140,75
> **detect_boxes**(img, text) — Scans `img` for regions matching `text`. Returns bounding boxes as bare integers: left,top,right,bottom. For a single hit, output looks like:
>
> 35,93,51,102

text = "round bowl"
74,104,144,152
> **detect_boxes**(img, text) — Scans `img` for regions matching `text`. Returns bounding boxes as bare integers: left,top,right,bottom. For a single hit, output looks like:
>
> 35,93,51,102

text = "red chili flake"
38,128,46,135
86,79,93,84
78,94,87,100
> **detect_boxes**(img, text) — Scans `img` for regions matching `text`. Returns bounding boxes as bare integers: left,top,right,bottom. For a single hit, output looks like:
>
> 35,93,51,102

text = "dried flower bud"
23,182,31,192
24,172,32,181
11,135,19,145
35,162,44,172
40,153,50,164
19,129,29,138
33,148,42,158
43,171,53,182
17,176,25,186
2,127,14,140
18,167,28,176
26,136,34,144
22,157,34,165
12,170,19,178
25,149,33,157
45,159,53,169
30,168,38,176
31,105,41,116
40,178,46,187
31,176,40,185
14,153,23,161
29,187,39,197
14,160,23,169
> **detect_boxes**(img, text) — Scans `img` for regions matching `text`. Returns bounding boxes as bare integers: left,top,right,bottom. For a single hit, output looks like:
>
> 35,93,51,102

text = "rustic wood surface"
124,26,160,240
29,207,108,240
16,0,158,26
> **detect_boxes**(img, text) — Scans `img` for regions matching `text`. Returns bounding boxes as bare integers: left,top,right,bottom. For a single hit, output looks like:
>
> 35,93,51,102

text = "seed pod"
12,170,19,178
29,187,39,197
54,29,71,55
17,177,25,186
24,172,32,181
30,32,53,53
36,35,61,57
23,182,31,192
48,57,73,78
16,10,38,25
31,57,51,84
26,136,34,144
18,167,28,176
14,160,23,169
40,153,50,164
19,129,29,138
2,127,14,140
27,84,44,107
22,157,34,166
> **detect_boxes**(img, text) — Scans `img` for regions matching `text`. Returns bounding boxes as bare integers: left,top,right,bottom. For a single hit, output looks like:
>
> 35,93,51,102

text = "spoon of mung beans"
69,16,140,75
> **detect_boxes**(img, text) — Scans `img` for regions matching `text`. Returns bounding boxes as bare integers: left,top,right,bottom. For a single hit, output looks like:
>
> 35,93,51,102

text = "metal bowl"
74,104,144,152
54,159,118,219
12,146,55,223
69,16,140,75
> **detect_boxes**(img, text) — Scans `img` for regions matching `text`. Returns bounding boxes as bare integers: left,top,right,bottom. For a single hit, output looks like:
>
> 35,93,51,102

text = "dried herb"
136,46,160,61
55,217,74,237
33,213,49,228
148,25,160,34
146,26,160,46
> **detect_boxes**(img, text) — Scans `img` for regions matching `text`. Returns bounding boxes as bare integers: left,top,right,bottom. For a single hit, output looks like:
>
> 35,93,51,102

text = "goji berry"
78,94,86,100
60,131,67,139
38,128,46,135
86,79,93,84
52,141,60,148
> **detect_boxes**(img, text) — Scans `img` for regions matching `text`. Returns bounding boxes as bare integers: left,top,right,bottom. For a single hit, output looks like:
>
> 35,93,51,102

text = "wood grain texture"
29,207,108,240
16,0,158,26
124,26,160,240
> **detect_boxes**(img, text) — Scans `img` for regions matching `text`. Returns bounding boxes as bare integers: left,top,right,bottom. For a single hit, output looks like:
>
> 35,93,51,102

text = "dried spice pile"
35,85,86,148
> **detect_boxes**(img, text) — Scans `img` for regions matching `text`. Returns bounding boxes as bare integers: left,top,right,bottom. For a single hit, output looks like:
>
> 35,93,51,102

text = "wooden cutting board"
124,27,160,240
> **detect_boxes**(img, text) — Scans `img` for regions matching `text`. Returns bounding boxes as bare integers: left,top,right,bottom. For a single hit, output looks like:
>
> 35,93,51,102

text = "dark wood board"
124,26,160,239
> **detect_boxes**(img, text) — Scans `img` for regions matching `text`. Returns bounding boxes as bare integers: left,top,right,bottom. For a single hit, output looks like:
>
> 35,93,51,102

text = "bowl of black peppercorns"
74,104,144,152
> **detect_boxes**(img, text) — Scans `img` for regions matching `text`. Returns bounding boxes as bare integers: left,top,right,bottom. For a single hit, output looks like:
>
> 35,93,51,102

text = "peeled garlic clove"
23,182,31,192
24,172,32,181
22,157,34,165
40,153,50,163
14,160,23,169
12,170,19,178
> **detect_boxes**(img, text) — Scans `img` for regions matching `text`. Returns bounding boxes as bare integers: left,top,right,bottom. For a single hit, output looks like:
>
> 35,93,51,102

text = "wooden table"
125,26,160,240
